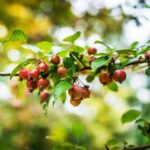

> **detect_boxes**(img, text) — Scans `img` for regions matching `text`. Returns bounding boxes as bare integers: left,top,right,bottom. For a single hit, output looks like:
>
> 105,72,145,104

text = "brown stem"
0,73,18,77
123,144,150,150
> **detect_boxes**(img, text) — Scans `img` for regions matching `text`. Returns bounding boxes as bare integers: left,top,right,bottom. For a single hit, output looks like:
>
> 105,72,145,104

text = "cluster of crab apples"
87,47,127,85
18,47,150,107
18,55,68,104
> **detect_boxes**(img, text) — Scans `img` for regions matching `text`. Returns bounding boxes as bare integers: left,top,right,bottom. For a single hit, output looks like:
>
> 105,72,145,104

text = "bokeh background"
0,0,150,150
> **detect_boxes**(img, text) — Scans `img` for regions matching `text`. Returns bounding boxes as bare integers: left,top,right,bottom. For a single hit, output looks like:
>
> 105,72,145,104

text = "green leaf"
91,57,110,70
57,50,70,58
130,41,139,49
22,44,40,53
9,30,27,43
51,81,72,103
122,59,134,67
73,45,84,53
63,57,74,68
63,31,81,43
60,92,67,103
107,82,118,92
137,45,150,55
137,125,147,136
10,58,36,79
145,67,150,76
116,49,137,55
135,118,145,124
37,41,52,52
70,52,84,69
63,57,76,78
86,72,96,83
95,40,113,51
107,139,118,146
121,109,141,124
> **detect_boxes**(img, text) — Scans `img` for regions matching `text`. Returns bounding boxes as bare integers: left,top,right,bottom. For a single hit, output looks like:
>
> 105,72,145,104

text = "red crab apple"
19,68,29,80
37,62,49,74
68,85,83,100
28,70,39,81
51,55,60,64
88,56,96,64
88,47,97,55
39,91,50,103
113,70,126,83
99,72,112,85
37,78,49,90
82,87,91,99
145,51,150,63
57,66,67,76
26,80,37,92
70,99,81,107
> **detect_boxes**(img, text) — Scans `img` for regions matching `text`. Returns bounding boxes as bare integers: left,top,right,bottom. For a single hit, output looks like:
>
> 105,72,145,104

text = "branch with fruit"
0,30,150,107
1,30,150,150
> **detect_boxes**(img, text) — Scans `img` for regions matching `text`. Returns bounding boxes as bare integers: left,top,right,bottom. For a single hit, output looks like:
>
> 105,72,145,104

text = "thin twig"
0,73,18,77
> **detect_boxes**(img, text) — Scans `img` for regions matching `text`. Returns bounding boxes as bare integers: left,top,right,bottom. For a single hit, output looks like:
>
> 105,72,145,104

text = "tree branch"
0,58,147,77
123,144,150,150
0,73,18,77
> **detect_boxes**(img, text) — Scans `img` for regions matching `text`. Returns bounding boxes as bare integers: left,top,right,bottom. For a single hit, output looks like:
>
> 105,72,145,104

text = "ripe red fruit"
37,62,49,74
68,85,83,100
82,87,91,99
28,70,39,81
70,99,81,107
39,91,50,103
113,70,126,83
145,51,150,63
37,78,49,90
26,80,37,92
88,56,96,64
99,72,112,85
51,55,60,64
19,68,29,80
57,66,67,76
88,47,97,55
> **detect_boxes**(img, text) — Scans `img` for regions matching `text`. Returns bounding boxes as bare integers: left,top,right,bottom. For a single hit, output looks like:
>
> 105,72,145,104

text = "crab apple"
37,78,49,90
145,51,150,63
37,62,49,74
82,87,91,99
70,99,81,107
88,56,96,64
68,85,83,100
99,72,112,85
28,70,39,81
113,70,126,83
51,55,60,64
19,68,29,80
57,66,67,76
26,80,37,92
87,47,97,55
39,91,50,103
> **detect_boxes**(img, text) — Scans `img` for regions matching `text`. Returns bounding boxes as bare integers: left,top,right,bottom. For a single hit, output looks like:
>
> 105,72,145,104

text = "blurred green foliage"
0,0,150,150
